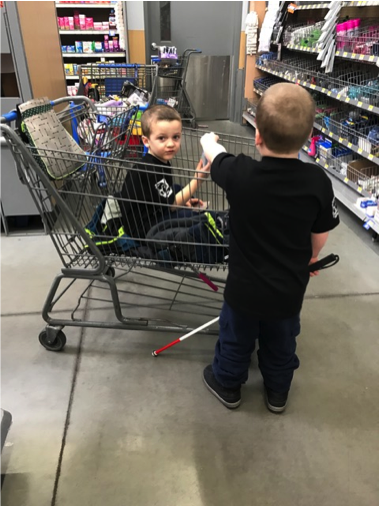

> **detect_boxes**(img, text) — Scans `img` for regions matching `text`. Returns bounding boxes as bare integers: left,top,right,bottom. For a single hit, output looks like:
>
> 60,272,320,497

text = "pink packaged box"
102,22,109,30
94,22,103,30
85,17,94,29
64,17,70,30
68,17,74,30
79,14,86,30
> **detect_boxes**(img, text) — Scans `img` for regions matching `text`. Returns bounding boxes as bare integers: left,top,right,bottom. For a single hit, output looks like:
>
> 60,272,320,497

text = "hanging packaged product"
95,41,103,53
83,41,93,53
109,9,117,31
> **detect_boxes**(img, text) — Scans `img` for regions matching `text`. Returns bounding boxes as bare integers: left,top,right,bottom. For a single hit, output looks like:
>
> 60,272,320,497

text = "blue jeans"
213,301,301,393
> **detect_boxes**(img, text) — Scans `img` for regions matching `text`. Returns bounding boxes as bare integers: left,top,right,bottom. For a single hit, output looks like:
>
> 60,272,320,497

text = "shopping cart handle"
309,253,339,272
1,110,18,123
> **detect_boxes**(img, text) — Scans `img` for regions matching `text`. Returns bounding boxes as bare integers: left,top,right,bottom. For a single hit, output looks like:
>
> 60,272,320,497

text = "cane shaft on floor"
152,316,220,356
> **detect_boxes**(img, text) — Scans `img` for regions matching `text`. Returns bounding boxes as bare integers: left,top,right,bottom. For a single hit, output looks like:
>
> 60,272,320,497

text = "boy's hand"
309,257,320,277
186,198,205,208
195,158,211,180
200,132,226,163
201,132,220,148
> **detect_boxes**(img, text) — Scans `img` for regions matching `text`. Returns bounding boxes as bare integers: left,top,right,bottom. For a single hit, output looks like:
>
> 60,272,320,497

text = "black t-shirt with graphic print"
211,153,340,319
119,153,175,239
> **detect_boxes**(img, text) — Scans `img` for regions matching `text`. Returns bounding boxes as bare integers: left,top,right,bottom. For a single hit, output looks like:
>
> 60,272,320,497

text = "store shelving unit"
56,1,126,86
244,2,379,235
244,105,379,234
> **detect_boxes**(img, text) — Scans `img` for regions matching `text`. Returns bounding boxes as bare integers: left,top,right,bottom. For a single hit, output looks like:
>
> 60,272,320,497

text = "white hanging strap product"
245,11,259,55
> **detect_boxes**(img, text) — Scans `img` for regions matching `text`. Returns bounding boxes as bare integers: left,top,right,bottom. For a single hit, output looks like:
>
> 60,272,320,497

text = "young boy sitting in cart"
87,104,228,263
117,104,211,241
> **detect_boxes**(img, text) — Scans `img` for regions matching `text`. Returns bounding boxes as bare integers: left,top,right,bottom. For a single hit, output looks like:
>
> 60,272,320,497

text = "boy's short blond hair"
141,105,182,138
256,83,315,154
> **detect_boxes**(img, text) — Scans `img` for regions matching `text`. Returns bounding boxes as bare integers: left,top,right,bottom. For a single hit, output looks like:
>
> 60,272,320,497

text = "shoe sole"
203,375,241,409
264,391,287,413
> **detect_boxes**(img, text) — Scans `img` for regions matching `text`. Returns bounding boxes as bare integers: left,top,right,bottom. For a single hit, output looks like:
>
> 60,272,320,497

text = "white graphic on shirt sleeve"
155,178,173,198
332,197,339,219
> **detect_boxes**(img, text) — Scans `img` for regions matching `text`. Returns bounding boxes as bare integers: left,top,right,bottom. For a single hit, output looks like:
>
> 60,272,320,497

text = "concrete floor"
2,121,379,506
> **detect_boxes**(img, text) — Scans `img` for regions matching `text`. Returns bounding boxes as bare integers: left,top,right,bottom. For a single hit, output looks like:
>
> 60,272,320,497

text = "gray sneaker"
203,365,241,409
264,385,288,413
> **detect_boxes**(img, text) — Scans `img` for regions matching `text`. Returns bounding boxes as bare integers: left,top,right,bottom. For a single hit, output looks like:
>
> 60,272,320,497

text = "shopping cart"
78,63,158,103
1,95,259,352
150,48,201,127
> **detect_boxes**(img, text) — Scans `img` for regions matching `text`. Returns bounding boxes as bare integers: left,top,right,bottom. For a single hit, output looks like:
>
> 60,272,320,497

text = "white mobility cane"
152,316,220,356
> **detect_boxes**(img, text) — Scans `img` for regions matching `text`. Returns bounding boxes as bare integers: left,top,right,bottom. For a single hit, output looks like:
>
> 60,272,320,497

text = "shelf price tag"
325,164,329,169
358,148,363,153
368,154,374,160
322,88,326,93
343,52,348,57
345,97,350,103
359,54,365,60
329,132,334,137
322,128,326,133
357,101,363,107
310,84,316,89
358,186,363,193
336,51,340,56
344,177,349,183
327,90,332,96
369,55,375,61
348,142,353,148
368,105,374,111
352,53,356,59
337,93,341,99
339,137,343,143
316,158,320,163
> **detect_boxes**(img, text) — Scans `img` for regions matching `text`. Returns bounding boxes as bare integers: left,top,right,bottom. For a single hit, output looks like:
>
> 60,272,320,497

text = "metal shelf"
335,50,379,64
56,3,116,8
59,30,117,35
285,44,379,65
62,52,125,57
293,0,378,8
313,120,379,167
294,2,330,10
301,148,379,234
256,64,379,116
243,109,379,233
242,111,256,128
286,44,318,54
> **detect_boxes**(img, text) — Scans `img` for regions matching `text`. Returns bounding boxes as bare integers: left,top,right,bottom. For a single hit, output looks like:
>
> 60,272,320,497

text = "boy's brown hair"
141,105,182,138
256,83,315,154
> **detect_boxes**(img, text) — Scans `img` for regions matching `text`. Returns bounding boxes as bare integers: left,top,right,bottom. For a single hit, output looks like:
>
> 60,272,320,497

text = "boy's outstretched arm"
172,159,211,209
201,133,226,163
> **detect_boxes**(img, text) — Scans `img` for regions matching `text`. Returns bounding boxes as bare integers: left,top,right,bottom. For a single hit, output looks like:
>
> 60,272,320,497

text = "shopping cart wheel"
105,266,116,278
38,330,67,352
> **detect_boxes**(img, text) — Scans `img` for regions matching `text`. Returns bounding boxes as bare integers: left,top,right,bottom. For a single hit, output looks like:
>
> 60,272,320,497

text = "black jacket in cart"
211,153,340,319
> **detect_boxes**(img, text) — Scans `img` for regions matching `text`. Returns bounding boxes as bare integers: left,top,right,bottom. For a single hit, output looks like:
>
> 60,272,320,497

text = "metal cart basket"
1,96,259,352
79,63,157,102
150,49,201,127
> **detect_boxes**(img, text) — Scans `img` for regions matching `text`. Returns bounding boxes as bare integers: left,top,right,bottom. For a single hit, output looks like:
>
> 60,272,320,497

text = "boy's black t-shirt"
211,153,340,319
119,153,175,239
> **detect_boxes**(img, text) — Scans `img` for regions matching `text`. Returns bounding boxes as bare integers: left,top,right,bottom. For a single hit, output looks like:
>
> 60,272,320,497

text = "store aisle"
1,124,378,506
